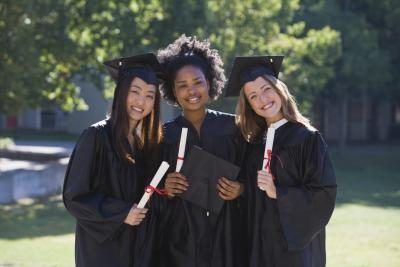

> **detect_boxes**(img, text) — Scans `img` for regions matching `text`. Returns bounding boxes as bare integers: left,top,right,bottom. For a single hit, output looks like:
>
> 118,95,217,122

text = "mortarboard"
103,52,164,85
180,146,240,215
103,53,164,110
225,55,284,97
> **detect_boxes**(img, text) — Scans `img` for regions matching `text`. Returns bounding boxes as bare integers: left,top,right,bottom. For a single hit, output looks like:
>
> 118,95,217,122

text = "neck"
265,113,284,127
183,108,206,124
128,120,138,137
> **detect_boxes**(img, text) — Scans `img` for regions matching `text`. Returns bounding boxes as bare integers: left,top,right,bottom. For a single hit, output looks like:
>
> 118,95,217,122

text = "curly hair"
157,34,226,105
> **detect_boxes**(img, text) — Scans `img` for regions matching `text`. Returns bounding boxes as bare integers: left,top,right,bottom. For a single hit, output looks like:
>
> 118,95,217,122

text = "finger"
171,188,186,195
219,177,238,190
217,180,235,194
132,208,148,214
166,177,189,187
171,184,189,192
218,191,231,200
167,172,187,180
216,183,233,196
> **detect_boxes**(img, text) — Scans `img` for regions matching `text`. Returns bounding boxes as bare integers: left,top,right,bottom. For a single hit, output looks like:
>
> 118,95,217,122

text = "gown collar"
269,118,288,129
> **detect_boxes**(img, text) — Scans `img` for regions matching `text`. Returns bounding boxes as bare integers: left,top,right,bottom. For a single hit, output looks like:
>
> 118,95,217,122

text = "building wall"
66,79,109,134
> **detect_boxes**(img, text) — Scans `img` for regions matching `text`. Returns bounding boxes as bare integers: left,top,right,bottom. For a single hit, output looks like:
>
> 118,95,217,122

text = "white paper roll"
137,161,170,208
176,127,188,172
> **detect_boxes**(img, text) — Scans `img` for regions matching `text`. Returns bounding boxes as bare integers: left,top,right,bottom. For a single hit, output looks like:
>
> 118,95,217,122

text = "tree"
0,0,342,118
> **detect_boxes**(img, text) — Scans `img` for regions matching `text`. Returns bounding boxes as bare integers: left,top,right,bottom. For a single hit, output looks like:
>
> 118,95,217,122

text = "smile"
186,97,200,104
261,102,274,110
131,106,144,113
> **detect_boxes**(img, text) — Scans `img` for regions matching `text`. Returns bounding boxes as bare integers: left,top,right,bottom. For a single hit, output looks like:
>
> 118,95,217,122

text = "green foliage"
1,0,346,115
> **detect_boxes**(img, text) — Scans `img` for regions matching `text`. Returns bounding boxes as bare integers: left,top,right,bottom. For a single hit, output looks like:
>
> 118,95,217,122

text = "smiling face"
243,76,283,125
126,77,156,128
173,65,210,112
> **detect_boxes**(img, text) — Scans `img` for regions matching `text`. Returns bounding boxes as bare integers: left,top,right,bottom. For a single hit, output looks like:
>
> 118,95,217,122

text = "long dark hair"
110,75,162,165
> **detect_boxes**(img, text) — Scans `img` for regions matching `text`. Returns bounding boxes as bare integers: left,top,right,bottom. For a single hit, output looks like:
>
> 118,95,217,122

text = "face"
126,77,156,127
173,65,210,112
243,76,283,124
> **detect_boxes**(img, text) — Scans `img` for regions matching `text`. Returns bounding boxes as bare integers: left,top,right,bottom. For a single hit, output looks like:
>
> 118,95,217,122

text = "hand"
217,177,243,200
257,170,277,199
124,204,148,226
164,172,189,197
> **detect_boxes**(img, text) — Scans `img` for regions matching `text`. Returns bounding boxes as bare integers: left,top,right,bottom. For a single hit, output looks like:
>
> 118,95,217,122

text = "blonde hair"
236,74,314,142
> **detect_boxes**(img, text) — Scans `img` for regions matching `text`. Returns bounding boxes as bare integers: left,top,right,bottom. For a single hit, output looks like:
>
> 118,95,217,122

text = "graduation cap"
180,146,240,215
103,53,164,110
225,55,284,97
103,52,164,85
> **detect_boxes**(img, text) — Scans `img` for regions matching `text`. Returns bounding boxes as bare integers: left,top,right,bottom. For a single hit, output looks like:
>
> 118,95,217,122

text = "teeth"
132,107,143,112
263,102,273,110
187,97,200,103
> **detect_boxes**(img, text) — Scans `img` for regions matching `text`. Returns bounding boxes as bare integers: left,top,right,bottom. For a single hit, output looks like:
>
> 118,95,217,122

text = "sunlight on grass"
0,145,399,266
0,234,74,267
327,204,400,267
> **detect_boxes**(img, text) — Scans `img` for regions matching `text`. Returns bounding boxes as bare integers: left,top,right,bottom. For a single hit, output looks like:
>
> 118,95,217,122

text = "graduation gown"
244,122,337,267
63,119,158,267
158,109,246,267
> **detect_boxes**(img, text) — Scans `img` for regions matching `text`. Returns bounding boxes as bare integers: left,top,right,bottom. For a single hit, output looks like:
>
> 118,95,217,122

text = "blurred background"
0,0,399,266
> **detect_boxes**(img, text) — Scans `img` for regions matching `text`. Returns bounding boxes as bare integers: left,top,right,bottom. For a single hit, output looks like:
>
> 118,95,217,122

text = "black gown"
157,109,246,267
244,122,337,267
63,119,159,267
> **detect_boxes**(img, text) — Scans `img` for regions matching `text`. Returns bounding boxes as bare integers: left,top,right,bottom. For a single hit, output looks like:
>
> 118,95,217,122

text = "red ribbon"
263,150,283,180
145,185,167,195
177,156,184,160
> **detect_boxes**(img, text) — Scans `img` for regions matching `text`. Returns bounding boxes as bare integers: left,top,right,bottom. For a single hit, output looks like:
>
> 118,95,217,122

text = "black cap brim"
225,55,284,97
103,53,164,83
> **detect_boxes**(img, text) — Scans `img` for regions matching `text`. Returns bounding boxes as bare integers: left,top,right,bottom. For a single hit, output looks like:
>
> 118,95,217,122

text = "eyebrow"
247,91,257,97
130,85,142,90
175,76,203,84
260,83,271,90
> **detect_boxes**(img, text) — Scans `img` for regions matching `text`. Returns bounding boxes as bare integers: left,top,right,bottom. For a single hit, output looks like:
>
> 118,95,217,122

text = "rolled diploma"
137,161,170,208
175,127,188,172
262,127,276,172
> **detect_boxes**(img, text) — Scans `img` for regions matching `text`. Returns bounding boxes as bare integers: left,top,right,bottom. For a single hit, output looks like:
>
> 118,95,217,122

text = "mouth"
261,102,274,110
131,106,144,113
186,96,201,104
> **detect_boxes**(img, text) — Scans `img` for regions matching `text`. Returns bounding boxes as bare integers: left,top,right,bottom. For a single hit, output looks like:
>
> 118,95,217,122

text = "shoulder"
283,122,327,149
162,118,181,143
77,119,110,144
206,109,237,132
207,109,235,123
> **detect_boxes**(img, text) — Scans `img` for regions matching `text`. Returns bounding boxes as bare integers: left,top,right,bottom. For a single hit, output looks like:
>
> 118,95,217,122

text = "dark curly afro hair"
157,34,226,105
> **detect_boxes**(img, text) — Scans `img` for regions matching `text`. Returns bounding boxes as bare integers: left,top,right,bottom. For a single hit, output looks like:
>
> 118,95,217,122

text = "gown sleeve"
63,127,132,244
275,131,337,250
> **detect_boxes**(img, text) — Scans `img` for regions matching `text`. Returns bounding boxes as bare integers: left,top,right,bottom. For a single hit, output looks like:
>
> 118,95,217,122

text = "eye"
130,89,139,94
146,95,155,100
249,95,257,100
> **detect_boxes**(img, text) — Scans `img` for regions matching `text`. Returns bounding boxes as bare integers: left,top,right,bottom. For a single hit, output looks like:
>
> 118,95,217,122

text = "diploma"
137,161,170,208
262,127,275,172
262,118,288,173
176,127,188,172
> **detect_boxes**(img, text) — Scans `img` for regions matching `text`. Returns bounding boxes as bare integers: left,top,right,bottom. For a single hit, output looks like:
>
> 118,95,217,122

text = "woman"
63,53,163,267
226,56,337,267
156,35,246,267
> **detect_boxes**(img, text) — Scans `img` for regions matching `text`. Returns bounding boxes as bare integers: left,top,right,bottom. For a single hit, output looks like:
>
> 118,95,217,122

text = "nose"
260,92,269,103
188,85,197,95
135,95,145,105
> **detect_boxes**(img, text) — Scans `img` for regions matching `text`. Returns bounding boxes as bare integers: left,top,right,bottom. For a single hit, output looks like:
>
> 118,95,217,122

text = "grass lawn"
0,145,399,267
